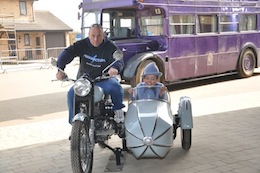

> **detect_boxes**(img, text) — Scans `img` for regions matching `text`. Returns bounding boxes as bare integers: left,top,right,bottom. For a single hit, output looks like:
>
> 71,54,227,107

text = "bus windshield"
84,8,164,40
102,10,136,39
100,7,164,39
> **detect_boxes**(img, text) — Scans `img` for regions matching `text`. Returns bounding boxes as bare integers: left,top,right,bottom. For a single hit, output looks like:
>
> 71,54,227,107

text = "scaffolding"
0,14,18,64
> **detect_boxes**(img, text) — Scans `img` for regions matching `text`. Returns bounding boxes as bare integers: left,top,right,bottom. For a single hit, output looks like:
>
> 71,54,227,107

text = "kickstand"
114,148,123,165
104,144,124,165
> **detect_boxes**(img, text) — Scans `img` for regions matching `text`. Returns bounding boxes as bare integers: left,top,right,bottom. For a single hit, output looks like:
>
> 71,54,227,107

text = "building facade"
0,0,72,61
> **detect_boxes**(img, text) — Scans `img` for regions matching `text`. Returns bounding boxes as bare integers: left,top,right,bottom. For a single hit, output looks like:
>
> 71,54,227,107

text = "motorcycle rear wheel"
71,121,93,173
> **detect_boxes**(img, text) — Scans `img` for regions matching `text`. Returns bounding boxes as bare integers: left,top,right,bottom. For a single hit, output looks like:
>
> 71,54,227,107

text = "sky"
33,0,82,32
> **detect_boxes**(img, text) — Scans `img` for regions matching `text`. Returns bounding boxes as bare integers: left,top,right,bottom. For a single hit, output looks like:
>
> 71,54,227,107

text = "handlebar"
52,77,75,82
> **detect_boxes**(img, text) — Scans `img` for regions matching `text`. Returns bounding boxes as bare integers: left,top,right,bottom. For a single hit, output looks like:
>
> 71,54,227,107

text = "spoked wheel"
181,129,192,150
71,121,93,173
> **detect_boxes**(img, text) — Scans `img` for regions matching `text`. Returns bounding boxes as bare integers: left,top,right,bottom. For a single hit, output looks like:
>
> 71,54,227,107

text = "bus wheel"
237,49,256,78
130,60,153,87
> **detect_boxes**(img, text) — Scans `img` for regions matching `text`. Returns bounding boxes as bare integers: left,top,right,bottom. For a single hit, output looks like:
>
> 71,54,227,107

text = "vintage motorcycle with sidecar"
51,50,193,173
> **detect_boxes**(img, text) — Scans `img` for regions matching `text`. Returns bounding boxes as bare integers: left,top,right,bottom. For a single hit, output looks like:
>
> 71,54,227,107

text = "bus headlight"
74,78,92,97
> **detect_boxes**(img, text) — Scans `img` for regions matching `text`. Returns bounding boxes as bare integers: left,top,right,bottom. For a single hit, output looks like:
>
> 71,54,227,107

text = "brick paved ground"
1,108,259,173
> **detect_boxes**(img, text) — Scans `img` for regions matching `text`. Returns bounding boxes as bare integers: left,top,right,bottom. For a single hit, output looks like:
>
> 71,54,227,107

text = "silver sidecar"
124,86,193,159
124,86,174,159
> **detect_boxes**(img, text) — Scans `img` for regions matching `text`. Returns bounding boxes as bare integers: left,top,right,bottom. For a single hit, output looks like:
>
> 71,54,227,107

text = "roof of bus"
82,0,260,11
82,0,135,11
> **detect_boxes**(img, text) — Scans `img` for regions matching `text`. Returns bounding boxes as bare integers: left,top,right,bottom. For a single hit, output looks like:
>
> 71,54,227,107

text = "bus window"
138,8,164,36
169,15,195,35
81,12,100,37
114,19,132,37
138,12,163,36
239,14,257,31
102,13,110,31
220,14,239,32
197,15,217,33
102,10,135,39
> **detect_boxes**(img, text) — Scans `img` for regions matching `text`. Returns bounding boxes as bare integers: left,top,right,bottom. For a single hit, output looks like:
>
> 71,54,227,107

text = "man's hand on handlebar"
56,71,67,80
108,67,118,77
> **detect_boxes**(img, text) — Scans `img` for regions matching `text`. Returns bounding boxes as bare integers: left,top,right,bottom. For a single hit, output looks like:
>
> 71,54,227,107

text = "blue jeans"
67,77,125,124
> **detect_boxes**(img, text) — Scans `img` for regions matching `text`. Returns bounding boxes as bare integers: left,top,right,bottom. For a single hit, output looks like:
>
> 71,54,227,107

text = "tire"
181,129,192,150
71,121,93,173
237,49,256,78
130,60,154,87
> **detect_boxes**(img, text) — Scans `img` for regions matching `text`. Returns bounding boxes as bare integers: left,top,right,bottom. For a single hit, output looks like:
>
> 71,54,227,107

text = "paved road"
0,67,260,173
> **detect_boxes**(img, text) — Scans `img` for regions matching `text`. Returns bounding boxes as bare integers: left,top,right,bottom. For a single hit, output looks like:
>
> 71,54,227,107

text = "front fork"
72,112,96,151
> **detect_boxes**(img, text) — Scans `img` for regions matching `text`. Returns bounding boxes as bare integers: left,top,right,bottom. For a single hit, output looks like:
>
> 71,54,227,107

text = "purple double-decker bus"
79,0,260,86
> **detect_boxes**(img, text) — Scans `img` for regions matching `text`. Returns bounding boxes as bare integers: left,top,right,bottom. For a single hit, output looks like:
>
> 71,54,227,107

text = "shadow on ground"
167,72,260,91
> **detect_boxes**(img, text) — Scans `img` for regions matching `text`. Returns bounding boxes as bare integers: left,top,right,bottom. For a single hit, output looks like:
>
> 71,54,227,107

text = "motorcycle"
51,51,193,173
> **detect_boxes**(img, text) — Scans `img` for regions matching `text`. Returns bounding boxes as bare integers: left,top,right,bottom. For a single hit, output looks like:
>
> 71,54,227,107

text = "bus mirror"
78,3,82,10
78,12,81,20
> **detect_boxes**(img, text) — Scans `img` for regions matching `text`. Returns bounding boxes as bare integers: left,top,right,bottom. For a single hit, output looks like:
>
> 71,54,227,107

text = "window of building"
19,1,27,15
24,34,30,45
169,15,195,35
36,37,41,46
220,14,238,32
197,15,217,33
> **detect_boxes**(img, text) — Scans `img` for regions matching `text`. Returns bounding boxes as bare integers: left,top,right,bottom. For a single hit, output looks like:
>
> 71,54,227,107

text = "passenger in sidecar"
128,62,168,101
125,62,174,158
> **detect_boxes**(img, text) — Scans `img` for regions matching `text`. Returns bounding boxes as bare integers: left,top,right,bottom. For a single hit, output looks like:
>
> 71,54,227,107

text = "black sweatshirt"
57,37,124,79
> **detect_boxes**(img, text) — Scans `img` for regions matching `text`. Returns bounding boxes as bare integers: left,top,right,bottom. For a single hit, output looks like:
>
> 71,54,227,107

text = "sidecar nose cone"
143,136,154,146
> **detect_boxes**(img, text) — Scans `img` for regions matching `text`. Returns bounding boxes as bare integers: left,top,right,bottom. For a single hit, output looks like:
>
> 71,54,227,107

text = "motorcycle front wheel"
71,121,93,173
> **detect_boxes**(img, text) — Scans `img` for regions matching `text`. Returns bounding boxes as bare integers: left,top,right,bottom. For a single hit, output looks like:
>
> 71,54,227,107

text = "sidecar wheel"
71,121,93,173
181,129,192,150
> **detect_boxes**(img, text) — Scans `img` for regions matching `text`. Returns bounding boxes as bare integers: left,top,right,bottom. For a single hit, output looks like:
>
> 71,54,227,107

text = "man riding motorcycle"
55,23,125,124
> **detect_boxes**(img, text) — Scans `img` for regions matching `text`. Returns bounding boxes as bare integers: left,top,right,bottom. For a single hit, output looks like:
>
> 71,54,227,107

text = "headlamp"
74,78,92,96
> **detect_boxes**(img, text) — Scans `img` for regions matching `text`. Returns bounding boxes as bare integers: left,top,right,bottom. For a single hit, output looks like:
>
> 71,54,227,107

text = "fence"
0,47,66,73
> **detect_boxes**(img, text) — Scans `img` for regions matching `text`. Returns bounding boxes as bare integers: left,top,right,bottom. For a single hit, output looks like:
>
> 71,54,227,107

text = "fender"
178,96,193,129
123,52,162,79
72,112,87,122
